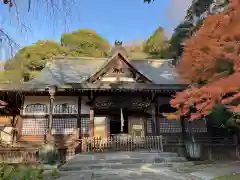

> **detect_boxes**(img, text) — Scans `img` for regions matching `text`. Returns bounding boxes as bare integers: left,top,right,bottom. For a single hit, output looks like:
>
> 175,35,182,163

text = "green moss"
215,173,240,180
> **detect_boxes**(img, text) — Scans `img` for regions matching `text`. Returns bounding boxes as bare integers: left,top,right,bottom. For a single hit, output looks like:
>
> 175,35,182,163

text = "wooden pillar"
77,96,81,139
90,108,94,137
180,116,186,141
17,96,25,143
46,86,56,142
180,116,188,157
151,104,157,136
17,109,23,140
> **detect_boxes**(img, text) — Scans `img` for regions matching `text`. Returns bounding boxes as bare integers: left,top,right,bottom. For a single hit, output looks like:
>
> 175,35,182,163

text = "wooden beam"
90,108,94,137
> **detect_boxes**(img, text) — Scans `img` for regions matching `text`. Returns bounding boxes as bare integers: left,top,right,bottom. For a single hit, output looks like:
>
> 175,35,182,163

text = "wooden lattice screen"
158,118,207,133
80,117,90,136
22,118,48,135
52,118,77,134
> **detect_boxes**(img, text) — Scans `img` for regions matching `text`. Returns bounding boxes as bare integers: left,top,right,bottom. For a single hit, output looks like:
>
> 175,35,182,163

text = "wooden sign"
132,124,143,130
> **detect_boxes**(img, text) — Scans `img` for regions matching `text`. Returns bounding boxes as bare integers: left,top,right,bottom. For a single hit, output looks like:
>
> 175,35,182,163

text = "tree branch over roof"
0,0,81,58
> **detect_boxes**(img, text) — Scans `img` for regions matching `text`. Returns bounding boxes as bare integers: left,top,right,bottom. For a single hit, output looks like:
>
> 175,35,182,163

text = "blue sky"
0,0,192,59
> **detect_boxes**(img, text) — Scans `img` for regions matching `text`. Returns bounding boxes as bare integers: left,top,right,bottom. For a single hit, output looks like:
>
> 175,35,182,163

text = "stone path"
55,152,240,180
57,151,197,180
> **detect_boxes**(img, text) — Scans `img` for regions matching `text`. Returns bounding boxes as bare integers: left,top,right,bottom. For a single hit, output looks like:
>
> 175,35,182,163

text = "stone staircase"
57,151,198,180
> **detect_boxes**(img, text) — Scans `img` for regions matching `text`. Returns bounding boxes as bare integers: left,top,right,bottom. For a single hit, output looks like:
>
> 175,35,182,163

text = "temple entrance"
109,113,128,135
110,118,128,135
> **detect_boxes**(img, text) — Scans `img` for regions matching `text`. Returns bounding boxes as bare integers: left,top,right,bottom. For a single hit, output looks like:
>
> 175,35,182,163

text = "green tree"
124,40,148,59
3,40,68,82
168,21,194,60
61,29,110,58
143,26,169,58
5,40,67,71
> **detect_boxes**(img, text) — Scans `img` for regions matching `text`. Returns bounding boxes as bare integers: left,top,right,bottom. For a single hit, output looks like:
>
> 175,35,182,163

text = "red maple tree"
170,0,240,120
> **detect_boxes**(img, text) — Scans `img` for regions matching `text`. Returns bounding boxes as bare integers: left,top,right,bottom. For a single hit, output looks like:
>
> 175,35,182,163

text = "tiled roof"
130,59,180,84
24,55,186,90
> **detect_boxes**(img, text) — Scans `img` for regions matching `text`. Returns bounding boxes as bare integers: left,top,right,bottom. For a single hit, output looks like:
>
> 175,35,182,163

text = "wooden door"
129,117,145,137
94,117,107,138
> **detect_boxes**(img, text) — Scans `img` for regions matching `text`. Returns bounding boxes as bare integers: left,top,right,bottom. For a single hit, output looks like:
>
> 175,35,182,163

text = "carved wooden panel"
94,97,151,109
53,103,78,114
24,103,48,114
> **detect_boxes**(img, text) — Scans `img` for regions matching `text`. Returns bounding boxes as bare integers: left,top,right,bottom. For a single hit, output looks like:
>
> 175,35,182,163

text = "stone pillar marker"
46,86,56,143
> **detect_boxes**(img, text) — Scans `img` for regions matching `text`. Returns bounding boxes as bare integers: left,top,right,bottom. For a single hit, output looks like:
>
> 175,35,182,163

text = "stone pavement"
54,152,240,180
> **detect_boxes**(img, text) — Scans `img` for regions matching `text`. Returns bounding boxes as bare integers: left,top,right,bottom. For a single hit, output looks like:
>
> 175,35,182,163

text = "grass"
0,163,60,179
215,173,240,180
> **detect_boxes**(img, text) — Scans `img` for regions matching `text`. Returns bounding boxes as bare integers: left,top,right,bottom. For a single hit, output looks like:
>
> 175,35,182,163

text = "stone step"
60,158,191,172
63,155,185,167
154,156,187,163
66,152,179,162
152,161,194,168
57,168,188,180
59,161,192,171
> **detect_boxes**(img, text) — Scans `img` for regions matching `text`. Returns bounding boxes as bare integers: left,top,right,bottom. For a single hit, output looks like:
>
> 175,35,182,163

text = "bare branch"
0,28,20,59
1,0,81,60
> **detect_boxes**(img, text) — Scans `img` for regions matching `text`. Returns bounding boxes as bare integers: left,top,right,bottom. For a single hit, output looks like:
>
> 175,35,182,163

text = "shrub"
37,143,60,165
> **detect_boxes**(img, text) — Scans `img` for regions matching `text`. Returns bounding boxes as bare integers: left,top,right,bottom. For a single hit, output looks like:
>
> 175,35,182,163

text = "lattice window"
24,103,48,114
22,118,48,135
185,119,207,133
52,118,77,135
53,104,78,114
147,118,152,133
80,117,90,135
158,118,207,133
159,118,182,133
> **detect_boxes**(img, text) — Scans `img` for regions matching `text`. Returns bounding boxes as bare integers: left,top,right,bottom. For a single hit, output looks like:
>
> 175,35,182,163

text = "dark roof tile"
24,56,185,90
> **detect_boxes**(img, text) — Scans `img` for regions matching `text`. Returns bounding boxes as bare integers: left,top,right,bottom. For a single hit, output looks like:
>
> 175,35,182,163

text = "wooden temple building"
0,41,208,149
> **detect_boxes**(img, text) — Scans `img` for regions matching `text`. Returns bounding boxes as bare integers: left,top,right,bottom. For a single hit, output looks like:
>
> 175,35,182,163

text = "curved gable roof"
24,55,186,90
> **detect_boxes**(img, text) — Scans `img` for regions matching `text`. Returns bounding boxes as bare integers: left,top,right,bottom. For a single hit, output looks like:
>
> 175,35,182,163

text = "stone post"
46,86,56,143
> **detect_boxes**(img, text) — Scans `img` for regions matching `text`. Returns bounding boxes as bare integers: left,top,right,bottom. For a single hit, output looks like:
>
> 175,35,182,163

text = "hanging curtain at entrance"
120,108,124,132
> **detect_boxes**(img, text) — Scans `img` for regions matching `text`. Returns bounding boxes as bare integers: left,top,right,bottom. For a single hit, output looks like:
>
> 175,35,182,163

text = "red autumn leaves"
170,0,240,120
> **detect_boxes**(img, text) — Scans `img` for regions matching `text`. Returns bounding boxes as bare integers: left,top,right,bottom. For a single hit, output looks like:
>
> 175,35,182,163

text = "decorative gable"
88,53,152,84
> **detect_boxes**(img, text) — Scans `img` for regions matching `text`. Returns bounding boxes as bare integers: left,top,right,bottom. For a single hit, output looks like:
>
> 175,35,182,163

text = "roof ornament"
110,40,128,57
115,40,123,46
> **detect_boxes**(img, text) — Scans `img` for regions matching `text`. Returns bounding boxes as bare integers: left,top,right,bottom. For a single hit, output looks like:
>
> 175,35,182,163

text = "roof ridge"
55,56,107,61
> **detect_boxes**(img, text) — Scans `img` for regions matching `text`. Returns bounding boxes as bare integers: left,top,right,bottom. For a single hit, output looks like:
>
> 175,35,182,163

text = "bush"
0,164,60,180
37,143,60,165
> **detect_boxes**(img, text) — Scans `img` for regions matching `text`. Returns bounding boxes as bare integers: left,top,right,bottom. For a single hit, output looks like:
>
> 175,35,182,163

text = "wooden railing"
0,148,37,164
161,135,237,146
0,135,238,164
80,135,164,152
0,147,69,164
